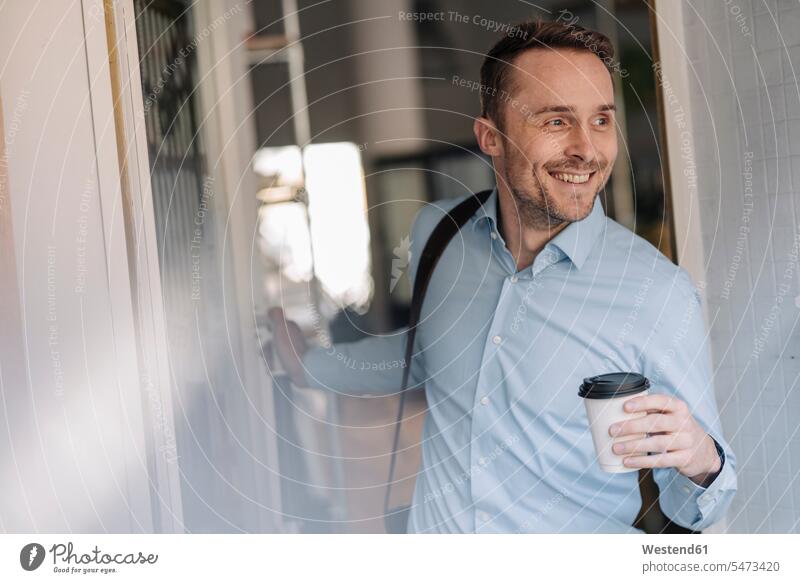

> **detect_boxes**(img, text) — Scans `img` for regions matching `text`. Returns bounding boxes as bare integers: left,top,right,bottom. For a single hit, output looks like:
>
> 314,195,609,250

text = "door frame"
100,0,186,533
650,0,708,296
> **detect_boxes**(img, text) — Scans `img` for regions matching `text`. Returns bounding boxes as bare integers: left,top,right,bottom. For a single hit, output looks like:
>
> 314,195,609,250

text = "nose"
562,125,595,163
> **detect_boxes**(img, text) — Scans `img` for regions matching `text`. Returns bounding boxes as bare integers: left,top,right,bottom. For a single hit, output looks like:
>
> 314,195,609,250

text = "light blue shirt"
303,188,737,533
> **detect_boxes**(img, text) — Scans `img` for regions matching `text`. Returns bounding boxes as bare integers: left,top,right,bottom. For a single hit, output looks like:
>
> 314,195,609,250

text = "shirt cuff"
655,439,737,531
301,345,333,391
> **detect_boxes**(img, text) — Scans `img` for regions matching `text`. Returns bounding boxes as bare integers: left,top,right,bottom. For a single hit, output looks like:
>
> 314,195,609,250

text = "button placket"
470,275,510,520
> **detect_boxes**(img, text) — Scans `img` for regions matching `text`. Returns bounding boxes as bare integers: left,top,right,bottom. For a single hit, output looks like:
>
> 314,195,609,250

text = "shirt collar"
471,187,606,271
471,187,500,232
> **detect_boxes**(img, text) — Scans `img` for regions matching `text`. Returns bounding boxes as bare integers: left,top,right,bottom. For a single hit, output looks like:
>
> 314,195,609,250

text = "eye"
594,116,611,126
547,118,566,127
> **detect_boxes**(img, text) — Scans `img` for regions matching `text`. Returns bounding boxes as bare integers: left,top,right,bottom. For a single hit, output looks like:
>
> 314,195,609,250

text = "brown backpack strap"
383,190,493,533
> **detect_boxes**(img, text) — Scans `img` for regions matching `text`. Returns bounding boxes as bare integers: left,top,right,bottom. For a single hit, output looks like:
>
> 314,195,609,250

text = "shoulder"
409,194,477,249
600,218,702,310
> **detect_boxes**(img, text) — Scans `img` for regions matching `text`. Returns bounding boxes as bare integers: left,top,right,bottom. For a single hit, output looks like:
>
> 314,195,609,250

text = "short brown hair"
479,18,615,127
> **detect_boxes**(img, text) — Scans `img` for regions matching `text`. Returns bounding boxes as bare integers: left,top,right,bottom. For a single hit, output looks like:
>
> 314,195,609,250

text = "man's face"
484,48,618,229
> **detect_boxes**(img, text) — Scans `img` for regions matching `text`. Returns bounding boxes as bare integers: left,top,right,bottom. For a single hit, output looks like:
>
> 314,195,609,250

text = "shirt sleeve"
302,201,442,396
302,328,425,395
640,268,738,531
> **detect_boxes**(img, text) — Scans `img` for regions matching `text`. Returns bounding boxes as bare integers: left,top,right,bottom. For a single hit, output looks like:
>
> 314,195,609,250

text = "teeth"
552,172,592,184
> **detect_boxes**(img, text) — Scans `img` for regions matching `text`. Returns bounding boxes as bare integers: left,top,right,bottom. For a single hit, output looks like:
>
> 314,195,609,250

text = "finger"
609,413,677,437
612,433,691,456
623,394,687,414
622,450,689,469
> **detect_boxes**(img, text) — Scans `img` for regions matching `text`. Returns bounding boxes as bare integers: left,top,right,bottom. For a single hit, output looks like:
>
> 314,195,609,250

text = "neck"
496,188,569,272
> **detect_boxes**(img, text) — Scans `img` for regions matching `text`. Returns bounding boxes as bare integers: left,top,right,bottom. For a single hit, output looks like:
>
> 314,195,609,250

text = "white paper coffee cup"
579,373,650,473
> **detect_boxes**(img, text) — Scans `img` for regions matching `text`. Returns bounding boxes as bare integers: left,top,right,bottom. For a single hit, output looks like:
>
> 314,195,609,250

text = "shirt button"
510,275,518,283
477,511,490,523
490,231,498,240
682,484,692,494
480,396,490,406
492,335,502,345
478,457,487,466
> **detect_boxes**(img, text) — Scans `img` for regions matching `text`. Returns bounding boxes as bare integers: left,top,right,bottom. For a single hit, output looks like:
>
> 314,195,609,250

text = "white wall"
666,0,800,533
0,1,156,531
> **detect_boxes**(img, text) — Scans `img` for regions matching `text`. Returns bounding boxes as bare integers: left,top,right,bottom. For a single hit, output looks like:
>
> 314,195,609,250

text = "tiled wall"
682,0,799,532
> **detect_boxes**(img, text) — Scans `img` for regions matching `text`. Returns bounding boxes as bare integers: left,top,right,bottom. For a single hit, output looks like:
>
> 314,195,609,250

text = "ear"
473,116,504,157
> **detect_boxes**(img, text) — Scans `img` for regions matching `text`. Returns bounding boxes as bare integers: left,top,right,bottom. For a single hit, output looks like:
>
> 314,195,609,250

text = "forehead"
505,48,615,108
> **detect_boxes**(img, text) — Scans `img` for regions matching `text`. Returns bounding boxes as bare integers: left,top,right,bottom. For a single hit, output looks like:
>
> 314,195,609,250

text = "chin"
550,192,597,222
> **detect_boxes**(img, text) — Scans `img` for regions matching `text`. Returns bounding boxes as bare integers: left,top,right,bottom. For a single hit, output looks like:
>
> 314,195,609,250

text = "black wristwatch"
705,437,726,485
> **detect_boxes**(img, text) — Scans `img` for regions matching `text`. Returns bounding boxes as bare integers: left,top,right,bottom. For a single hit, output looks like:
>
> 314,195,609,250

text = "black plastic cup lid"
578,372,650,399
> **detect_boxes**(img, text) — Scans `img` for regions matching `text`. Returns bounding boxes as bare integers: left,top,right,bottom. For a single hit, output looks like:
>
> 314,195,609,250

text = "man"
269,19,736,533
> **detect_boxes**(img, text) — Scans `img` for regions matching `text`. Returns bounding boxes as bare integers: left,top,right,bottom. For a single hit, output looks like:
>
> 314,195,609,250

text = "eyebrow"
532,104,617,116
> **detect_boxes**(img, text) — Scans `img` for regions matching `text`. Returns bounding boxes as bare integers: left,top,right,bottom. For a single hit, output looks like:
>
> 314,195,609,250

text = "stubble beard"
502,164,600,232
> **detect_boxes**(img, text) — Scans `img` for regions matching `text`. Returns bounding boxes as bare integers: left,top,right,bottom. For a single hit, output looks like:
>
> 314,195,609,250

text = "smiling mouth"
548,170,597,185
